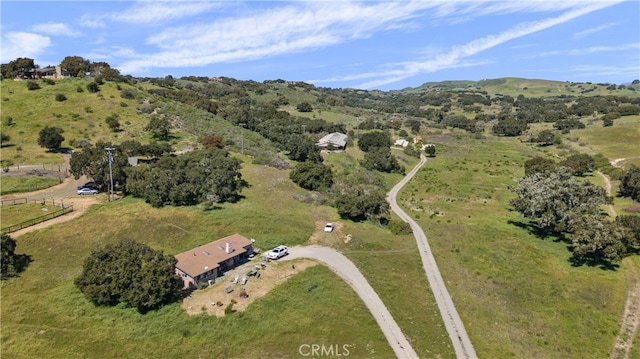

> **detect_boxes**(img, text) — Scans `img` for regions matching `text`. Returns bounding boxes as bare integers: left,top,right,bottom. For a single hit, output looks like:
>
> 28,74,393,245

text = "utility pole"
105,147,115,202
239,123,246,155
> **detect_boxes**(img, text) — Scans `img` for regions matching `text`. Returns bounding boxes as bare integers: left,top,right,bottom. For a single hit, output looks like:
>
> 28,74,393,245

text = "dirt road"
283,245,419,359
387,155,478,359
1,172,101,237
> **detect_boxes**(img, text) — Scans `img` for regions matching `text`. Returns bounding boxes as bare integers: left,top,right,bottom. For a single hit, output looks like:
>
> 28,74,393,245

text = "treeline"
69,141,245,208
148,81,346,163
1,56,129,82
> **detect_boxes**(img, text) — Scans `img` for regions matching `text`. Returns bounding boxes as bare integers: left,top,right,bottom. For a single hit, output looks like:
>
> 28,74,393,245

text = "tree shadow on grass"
508,219,621,271
507,219,565,242
568,253,620,271
2,253,33,280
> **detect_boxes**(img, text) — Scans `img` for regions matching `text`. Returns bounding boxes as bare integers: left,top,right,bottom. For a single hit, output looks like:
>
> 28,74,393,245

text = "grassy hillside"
0,78,151,165
0,163,397,359
409,77,640,98
397,130,632,358
2,75,639,358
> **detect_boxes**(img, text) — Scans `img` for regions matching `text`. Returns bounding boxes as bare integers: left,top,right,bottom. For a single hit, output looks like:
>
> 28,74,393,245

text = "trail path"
607,158,640,359
283,246,419,359
610,259,640,359
387,155,477,359
597,170,617,218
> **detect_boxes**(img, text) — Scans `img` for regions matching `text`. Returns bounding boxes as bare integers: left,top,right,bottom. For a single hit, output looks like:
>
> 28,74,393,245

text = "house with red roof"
174,233,254,288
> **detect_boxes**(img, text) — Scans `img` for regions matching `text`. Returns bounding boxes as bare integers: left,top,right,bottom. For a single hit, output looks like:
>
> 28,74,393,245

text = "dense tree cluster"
357,131,391,152
523,156,558,176
511,166,639,264
334,169,390,222
619,166,640,202
532,129,560,146
511,167,608,234
357,131,403,174
1,234,31,280
125,148,246,207
0,57,35,79
493,117,528,136
70,142,130,190
289,161,334,191
361,147,405,174
75,238,180,312
559,153,596,176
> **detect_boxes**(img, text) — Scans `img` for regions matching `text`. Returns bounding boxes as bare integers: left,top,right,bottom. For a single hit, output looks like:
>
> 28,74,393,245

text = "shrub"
27,81,40,90
388,220,412,235
297,102,313,112
55,93,67,102
86,82,100,93
120,89,135,99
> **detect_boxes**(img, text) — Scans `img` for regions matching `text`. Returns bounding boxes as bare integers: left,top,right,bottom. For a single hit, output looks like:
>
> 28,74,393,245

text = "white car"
267,245,288,260
324,223,334,233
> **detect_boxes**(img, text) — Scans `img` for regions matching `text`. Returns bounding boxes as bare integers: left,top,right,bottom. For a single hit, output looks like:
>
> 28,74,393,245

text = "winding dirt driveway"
1,172,101,237
283,245,419,359
387,155,478,359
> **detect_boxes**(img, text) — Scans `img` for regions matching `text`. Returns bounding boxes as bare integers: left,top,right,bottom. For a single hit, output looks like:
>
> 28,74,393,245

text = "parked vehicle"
77,187,98,195
324,223,334,233
267,245,288,260
77,182,97,190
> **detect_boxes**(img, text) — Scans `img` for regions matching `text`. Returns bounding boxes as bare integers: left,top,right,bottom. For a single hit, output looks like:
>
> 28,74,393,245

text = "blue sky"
1,1,638,90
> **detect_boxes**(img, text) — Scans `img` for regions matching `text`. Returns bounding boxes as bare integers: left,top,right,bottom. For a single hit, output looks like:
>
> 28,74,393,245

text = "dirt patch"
181,258,318,317
307,220,350,246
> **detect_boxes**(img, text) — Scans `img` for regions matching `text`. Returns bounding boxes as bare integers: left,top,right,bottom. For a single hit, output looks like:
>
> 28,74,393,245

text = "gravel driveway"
387,155,477,359
283,245,419,359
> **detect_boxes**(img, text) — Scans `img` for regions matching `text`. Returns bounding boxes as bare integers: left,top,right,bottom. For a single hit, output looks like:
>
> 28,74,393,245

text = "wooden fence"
1,198,73,234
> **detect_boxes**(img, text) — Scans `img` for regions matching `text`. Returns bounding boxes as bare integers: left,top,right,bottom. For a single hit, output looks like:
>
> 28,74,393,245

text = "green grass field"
0,202,62,227
2,76,639,358
0,176,61,195
565,116,640,168
0,162,398,358
396,130,635,358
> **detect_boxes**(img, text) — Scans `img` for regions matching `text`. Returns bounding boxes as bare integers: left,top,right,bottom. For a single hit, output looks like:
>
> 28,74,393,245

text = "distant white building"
317,132,348,150
394,139,409,147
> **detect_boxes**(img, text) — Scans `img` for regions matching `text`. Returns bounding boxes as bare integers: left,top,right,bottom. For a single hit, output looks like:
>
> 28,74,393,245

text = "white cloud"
110,1,222,24
573,22,619,38
540,43,640,56
30,22,80,37
118,2,432,73
1,32,51,63
103,1,628,81
349,1,622,88
79,14,106,29
566,63,640,80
